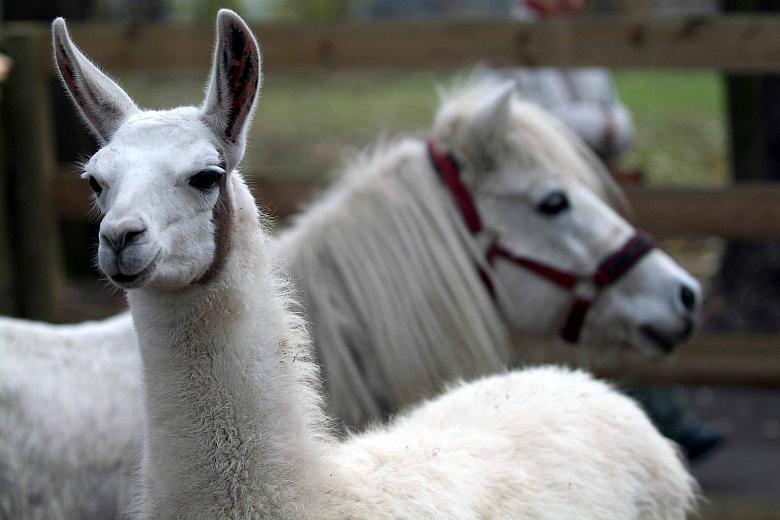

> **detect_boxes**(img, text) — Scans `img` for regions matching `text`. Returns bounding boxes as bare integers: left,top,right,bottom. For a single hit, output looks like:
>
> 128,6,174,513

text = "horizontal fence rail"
625,185,780,239
5,15,780,73
530,334,780,388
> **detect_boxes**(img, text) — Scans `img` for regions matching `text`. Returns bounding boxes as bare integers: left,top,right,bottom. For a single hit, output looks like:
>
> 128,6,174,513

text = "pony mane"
275,139,510,426
434,77,628,212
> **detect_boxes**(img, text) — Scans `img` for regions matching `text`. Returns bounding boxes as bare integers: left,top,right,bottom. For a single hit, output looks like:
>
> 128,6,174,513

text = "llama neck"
128,182,327,519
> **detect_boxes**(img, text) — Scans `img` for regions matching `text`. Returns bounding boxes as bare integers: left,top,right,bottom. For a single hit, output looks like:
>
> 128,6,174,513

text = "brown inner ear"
221,24,258,142
56,44,84,104
55,42,125,141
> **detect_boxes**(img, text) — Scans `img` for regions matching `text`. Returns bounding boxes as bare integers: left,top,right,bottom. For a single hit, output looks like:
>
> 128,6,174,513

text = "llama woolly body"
0,314,141,519
128,172,696,519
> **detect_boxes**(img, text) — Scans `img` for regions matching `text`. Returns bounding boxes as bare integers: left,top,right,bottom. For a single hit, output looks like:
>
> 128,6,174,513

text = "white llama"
0,15,703,519
52,10,696,519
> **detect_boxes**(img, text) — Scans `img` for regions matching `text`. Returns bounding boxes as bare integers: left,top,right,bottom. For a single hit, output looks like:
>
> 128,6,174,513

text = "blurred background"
1,0,779,518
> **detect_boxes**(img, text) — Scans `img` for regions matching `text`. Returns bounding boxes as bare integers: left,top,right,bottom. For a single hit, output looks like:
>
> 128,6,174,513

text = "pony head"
431,80,700,355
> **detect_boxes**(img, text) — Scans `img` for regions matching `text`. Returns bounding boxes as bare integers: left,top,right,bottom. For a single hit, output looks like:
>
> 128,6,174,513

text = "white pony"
0,14,700,520
57,10,695,518
278,85,699,426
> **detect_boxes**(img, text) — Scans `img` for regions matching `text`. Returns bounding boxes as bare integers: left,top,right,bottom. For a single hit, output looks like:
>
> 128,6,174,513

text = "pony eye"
88,176,103,195
537,190,570,216
189,170,222,191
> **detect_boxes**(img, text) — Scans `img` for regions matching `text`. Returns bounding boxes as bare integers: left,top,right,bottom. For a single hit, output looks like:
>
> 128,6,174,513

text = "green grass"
614,71,727,187
118,69,727,185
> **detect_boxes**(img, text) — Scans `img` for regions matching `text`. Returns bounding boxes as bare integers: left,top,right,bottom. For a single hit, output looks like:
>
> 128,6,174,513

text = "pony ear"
201,9,262,170
52,17,139,145
475,83,514,142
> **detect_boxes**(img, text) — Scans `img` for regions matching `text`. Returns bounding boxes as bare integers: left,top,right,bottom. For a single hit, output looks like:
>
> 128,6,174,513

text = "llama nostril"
679,284,696,313
101,232,120,252
102,227,146,252
124,228,146,246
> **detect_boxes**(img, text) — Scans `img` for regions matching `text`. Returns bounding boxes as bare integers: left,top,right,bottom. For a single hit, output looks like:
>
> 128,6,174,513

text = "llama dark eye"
189,170,222,191
88,176,103,195
537,190,570,216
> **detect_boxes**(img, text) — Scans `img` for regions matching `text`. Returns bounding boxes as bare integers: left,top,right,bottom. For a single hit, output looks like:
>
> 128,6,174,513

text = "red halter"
427,140,655,343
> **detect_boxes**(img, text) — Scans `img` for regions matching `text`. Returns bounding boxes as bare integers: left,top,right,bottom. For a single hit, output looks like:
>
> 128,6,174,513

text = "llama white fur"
129,166,696,519
0,314,141,520
0,12,701,519
54,10,695,519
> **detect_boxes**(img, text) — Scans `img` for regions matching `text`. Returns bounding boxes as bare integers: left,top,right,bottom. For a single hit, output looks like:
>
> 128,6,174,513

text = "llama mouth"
109,252,161,289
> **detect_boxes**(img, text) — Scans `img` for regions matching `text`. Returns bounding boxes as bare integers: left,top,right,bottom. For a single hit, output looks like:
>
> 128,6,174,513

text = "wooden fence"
2,15,780,387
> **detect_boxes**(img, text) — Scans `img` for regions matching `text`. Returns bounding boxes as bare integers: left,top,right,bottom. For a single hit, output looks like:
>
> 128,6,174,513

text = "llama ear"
476,83,514,142
201,10,262,169
52,18,139,145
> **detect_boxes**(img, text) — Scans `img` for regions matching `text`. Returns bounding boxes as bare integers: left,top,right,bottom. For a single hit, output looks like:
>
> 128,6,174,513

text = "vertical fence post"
0,24,62,321
0,54,13,315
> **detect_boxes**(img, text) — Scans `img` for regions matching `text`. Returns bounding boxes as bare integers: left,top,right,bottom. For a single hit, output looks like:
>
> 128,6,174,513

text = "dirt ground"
684,386,780,518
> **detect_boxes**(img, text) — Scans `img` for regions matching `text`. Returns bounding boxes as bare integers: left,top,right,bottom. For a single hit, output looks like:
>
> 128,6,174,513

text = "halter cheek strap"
426,139,656,344
427,140,483,234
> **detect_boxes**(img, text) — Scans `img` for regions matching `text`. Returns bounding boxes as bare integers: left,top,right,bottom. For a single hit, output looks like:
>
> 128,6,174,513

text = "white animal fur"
73,11,694,518
0,314,141,520
0,12,700,519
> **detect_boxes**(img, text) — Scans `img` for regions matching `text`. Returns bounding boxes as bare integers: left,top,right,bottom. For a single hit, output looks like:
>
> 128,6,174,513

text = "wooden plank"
700,497,780,520
626,185,780,239
521,334,780,388
0,28,62,320
7,15,780,73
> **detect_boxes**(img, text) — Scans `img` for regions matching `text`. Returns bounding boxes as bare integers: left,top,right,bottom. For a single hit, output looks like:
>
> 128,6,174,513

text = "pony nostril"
679,284,697,312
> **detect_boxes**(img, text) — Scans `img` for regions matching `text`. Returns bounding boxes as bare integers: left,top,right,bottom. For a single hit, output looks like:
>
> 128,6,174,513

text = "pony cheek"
493,261,567,333
580,291,636,347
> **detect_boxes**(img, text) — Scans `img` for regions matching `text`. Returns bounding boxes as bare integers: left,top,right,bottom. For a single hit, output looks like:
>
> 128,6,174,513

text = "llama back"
327,366,696,519
0,314,142,519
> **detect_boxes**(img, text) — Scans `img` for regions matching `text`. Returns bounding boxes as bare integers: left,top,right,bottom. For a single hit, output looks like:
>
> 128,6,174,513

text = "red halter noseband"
427,140,655,343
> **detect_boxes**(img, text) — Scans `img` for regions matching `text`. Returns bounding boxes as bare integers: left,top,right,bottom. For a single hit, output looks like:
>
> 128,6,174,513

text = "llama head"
53,10,261,290
432,81,701,355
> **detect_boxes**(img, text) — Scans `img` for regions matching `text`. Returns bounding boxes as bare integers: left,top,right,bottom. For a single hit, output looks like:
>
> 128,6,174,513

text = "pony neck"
128,177,328,519
275,139,510,427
